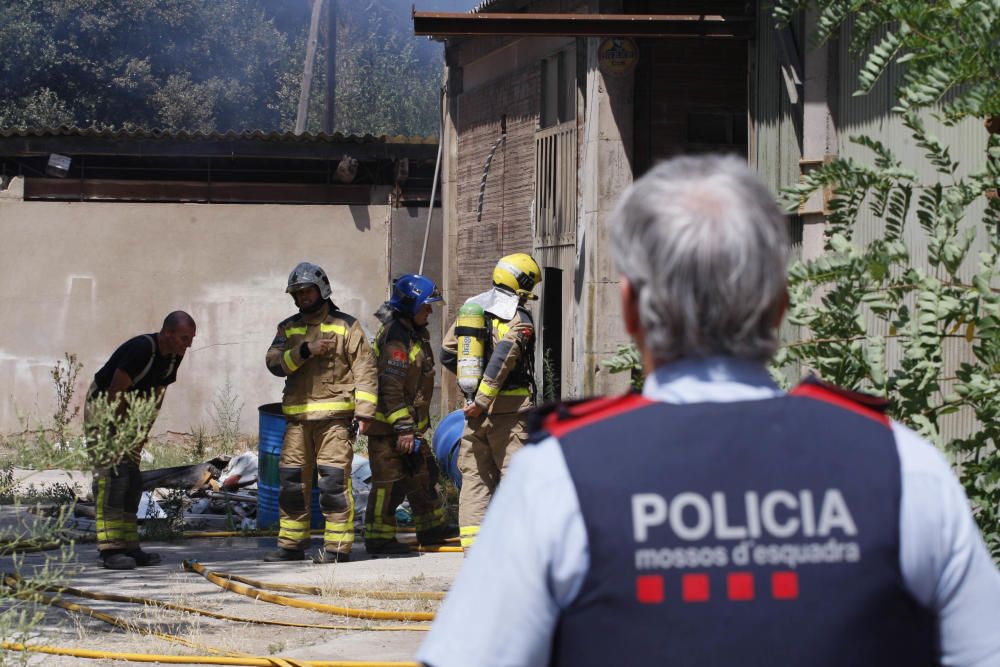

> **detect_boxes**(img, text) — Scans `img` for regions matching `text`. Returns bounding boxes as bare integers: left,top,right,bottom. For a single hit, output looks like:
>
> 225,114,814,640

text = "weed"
353,433,369,456
211,380,244,455
188,423,209,462
267,641,286,655
140,489,187,541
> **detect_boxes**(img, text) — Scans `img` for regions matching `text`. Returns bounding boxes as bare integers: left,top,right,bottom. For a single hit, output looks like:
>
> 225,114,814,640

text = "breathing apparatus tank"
455,302,486,403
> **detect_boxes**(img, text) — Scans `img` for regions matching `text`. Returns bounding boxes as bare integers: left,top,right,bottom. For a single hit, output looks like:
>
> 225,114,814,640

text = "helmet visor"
425,286,444,305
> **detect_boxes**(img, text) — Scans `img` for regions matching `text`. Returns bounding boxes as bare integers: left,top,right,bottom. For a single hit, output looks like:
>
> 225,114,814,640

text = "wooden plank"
23,178,373,204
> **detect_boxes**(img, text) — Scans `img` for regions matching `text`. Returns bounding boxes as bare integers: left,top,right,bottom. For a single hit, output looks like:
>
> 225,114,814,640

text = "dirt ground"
0,472,464,666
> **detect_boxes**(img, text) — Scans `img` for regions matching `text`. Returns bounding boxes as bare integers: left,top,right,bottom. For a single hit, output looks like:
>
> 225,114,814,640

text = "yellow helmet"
492,253,542,300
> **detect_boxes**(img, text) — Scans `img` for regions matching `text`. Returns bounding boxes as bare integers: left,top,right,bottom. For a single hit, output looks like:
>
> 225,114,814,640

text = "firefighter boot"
101,550,137,570
366,539,413,557
417,524,459,546
128,549,162,566
263,547,305,562
312,548,351,564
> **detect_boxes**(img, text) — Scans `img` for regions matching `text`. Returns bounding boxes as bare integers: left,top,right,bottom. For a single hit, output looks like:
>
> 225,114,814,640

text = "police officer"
265,262,377,564
87,311,196,570
418,156,1000,666
440,253,540,550
364,274,454,556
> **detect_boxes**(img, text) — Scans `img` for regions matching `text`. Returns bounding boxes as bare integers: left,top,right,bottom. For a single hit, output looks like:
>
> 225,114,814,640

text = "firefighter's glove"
307,339,337,357
396,432,416,454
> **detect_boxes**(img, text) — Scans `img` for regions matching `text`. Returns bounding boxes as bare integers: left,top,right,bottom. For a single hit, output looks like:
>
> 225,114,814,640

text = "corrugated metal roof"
0,126,436,145
472,0,511,13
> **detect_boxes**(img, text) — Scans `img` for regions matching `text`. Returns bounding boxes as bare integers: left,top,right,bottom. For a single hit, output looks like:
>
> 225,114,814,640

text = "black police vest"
543,382,936,667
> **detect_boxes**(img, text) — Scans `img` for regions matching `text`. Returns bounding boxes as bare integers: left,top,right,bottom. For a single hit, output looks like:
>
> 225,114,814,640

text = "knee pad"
278,467,307,513
317,465,349,513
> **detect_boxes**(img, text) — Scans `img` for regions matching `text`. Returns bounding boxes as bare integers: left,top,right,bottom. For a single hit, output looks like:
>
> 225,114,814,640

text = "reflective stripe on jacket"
369,316,434,435
265,300,378,422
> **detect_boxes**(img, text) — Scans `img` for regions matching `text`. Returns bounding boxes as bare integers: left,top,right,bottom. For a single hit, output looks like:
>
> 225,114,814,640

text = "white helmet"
286,262,332,300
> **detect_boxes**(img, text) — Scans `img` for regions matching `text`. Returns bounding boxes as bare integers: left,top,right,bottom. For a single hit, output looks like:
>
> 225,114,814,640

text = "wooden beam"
0,135,437,162
23,178,374,205
412,11,753,39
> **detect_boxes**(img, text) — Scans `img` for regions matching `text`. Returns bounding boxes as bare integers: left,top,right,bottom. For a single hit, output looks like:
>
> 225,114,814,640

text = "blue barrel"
432,409,466,488
257,403,324,530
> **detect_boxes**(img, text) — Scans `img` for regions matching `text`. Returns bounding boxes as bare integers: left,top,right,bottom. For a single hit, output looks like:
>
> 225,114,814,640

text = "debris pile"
71,452,374,533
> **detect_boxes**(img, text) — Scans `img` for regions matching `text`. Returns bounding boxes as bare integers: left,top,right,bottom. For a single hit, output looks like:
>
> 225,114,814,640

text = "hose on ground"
2,574,246,658
5,573,431,631
0,642,421,666
217,571,446,601
183,560,436,622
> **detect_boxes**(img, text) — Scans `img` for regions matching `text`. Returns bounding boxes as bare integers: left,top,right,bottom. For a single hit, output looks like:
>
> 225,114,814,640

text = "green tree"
0,0,444,135
605,0,1000,559
771,0,1000,559
0,0,300,131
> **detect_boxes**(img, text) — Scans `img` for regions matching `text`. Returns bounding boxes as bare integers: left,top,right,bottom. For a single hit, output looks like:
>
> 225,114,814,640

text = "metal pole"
295,0,325,134
419,86,446,275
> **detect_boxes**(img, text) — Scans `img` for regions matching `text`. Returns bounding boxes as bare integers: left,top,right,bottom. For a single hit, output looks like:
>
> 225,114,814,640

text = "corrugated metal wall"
754,10,992,441
837,18,990,444
753,3,803,385
751,2,801,242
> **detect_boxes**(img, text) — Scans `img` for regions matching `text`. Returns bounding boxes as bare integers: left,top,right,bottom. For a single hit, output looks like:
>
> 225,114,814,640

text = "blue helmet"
389,274,443,317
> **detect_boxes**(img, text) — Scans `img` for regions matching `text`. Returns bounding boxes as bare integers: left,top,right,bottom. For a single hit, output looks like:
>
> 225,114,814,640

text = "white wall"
0,179,396,437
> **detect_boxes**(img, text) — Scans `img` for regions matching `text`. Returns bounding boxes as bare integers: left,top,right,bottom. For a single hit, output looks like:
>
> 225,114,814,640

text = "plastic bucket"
432,409,466,488
257,403,324,530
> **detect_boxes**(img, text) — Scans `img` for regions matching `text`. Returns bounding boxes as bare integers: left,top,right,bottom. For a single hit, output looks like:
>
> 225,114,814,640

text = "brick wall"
450,64,540,321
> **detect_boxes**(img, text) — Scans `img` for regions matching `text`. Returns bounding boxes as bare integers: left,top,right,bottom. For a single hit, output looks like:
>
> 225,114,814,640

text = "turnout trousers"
364,434,446,546
457,408,528,549
85,391,148,554
93,460,142,553
277,418,354,554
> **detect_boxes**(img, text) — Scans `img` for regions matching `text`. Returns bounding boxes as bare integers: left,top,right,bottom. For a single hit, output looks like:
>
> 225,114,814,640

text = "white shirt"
418,358,1000,667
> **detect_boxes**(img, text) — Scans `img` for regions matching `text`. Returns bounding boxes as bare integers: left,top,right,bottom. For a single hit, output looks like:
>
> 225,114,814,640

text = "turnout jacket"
441,304,534,414
369,315,435,436
266,300,378,422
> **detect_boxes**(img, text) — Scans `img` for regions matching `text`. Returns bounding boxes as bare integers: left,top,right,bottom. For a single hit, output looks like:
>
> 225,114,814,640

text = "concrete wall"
0,178,409,437
388,205,445,418
573,33,633,397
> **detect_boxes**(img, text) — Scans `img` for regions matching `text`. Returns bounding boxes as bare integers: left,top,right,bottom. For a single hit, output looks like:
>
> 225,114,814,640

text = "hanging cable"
477,115,507,223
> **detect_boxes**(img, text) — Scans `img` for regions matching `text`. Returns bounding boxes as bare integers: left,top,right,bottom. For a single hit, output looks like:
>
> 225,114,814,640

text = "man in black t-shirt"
86,311,196,570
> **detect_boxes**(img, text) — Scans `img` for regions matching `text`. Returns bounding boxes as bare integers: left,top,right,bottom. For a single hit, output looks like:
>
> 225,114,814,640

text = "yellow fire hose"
183,560,436,622
183,531,462,553
0,642,421,666
7,574,431,632
2,574,248,658
216,572,446,601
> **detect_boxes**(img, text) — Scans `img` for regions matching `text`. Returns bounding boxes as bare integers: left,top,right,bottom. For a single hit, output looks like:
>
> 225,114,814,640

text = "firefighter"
86,311,196,570
364,274,454,556
440,253,541,549
264,262,377,564
418,156,1000,667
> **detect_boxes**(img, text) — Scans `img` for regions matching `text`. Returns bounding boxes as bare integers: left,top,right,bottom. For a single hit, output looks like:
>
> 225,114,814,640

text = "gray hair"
610,155,789,364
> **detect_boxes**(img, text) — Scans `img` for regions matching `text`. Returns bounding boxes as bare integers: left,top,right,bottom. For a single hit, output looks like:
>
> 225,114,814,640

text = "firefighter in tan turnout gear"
364,274,456,556
264,262,378,564
441,253,541,549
